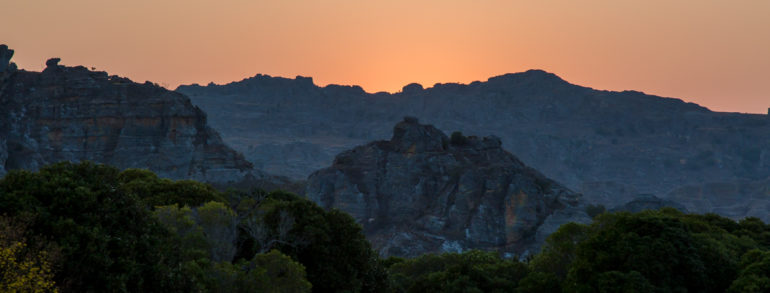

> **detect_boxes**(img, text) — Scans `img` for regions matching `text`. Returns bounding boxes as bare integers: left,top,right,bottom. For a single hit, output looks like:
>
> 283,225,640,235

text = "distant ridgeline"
178,69,770,222
0,44,275,184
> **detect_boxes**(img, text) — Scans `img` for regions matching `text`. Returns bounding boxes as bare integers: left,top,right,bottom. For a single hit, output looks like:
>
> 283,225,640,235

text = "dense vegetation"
0,162,382,292
1,162,769,292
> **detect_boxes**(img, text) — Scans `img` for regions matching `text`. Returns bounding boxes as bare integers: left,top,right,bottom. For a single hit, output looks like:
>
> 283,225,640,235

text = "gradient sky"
3,1,769,113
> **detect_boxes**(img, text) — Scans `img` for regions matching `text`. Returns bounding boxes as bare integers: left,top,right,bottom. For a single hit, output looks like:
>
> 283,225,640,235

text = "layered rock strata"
306,118,589,257
178,71,770,221
0,45,256,182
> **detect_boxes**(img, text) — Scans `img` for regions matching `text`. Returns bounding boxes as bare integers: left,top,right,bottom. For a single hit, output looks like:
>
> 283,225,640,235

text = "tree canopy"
3,161,770,292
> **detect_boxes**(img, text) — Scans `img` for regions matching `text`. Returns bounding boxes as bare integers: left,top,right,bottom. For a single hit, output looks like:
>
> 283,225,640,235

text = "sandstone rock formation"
0,45,258,182
306,118,589,257
178,71,770,221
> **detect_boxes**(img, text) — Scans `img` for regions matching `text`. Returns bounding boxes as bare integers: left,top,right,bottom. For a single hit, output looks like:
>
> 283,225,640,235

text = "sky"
2,0,769,113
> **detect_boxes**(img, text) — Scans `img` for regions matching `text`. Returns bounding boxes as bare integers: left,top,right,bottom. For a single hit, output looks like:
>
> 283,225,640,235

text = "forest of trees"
1,162,769,292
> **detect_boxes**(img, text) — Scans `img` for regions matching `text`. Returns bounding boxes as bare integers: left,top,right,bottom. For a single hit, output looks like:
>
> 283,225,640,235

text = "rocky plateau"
0,45,262,183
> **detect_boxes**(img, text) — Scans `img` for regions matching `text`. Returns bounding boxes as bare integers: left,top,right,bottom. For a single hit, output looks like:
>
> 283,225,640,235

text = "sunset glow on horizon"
3,0,769,113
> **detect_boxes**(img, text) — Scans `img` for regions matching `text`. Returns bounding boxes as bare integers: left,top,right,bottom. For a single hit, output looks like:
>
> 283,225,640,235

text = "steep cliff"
178,71,770,220
306,118,588,257
0,45,257,182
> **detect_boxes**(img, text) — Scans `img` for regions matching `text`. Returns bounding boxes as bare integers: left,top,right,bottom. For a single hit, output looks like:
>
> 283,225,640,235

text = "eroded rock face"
178,70,770,221
306,118,588,257
664,179,770,222
0,46,256,182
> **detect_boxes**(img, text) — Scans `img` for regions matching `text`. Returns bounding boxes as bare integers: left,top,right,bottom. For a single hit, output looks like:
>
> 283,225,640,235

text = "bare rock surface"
178,70,770,220
0,45,260,182
306,118,588,257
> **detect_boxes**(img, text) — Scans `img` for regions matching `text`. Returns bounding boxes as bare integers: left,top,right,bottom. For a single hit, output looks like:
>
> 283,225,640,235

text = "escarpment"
0,45,257,182
179,71,770,222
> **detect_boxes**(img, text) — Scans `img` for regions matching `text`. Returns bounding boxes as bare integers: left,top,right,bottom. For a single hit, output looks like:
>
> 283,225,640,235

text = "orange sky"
2,1,769,113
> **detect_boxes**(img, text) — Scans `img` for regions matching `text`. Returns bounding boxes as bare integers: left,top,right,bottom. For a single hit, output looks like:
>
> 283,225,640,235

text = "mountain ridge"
178,68,770,222
180,69,710,107
0,45,268,184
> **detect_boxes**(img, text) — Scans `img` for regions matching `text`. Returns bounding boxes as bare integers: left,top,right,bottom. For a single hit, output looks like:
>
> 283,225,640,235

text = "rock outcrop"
0,45,16,93
178,71,770,221
0,45,257,182
306,118,588,257
610,194,688,214
664,179,770,222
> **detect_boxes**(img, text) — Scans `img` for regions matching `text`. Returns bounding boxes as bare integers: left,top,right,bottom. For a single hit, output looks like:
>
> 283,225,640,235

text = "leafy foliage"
0,162,182,292
197,201,238,262
390,210,770,293
259,193,390,292
4,161,770,292
727,249,770,292
118,168,226,207
249,249,312,293
551,209,768,292
0,215,58,293
388,250,528,293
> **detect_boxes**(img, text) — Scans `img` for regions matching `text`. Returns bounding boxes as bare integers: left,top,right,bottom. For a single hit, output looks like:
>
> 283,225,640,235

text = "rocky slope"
178,71,770,219
665,179,770,222
0,45,260,183
306,118,589,257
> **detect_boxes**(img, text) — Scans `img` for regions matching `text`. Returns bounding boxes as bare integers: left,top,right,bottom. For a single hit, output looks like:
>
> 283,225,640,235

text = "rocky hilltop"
178,71,770,220
306,118,588,257
0,45,258,182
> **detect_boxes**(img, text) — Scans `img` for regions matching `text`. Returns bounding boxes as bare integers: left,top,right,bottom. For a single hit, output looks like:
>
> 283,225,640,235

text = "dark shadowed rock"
306,118,588,257
390,117,447,152
0,45,13,73
0,45,261,182
401,83,424,94
664,179,770,222
45,57,61,68
178,68,770,222
611,194,688,213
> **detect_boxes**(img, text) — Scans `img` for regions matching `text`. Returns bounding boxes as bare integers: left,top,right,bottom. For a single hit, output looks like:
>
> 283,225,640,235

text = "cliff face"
0,45,255,182
306,118,588,257
178,71,770,220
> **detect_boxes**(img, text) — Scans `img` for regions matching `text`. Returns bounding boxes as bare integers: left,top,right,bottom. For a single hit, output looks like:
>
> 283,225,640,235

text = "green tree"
248,250,312,293
153,204,210,262
259,193,390,292
197,201,239,263
727,249,770,293
515,271,560,293
0,215,59,293
564,210,741,293
118,168,226,207
154,202,312,293
0,162,184,292
389,250,528,293
528,222,589,280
